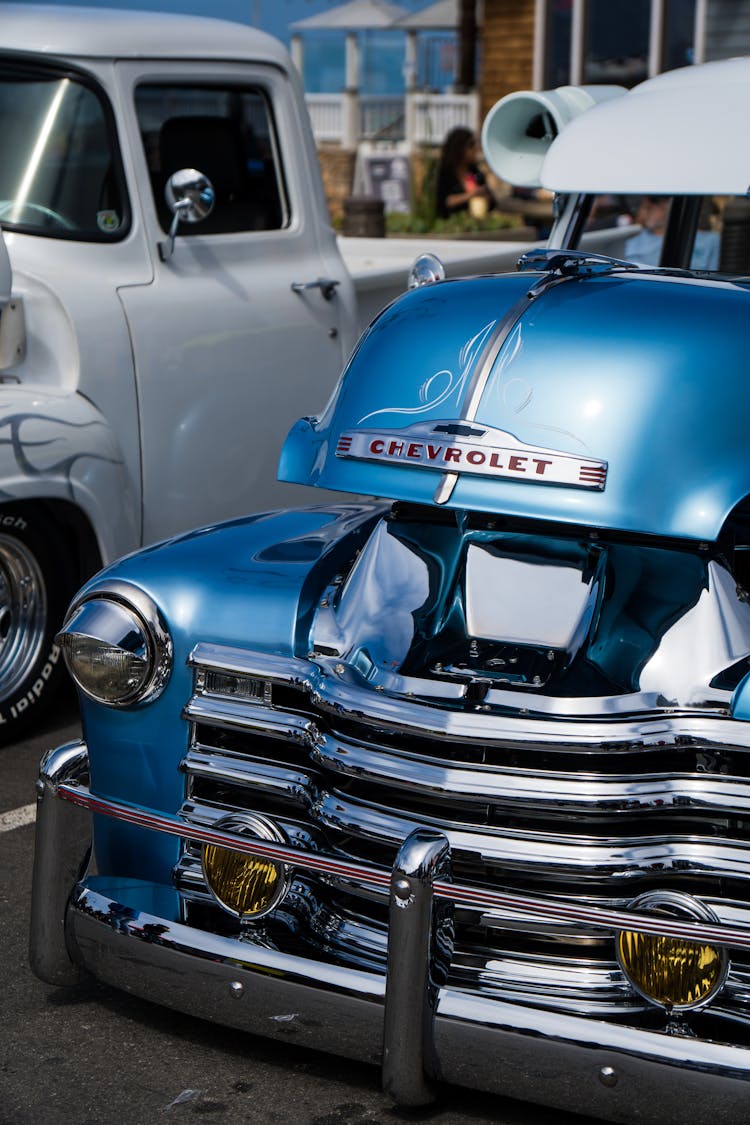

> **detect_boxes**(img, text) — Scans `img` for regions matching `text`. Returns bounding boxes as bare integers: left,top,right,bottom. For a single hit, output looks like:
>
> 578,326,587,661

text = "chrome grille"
177,642,750,1027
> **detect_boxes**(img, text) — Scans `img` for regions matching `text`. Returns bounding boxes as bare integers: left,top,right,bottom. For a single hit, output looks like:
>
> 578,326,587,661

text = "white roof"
0,3,289,65
291,0,407,32
540,57,750,195
394,0,460,30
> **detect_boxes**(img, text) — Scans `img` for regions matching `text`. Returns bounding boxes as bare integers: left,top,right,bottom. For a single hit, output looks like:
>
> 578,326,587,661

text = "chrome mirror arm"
159,199,192,262
158,168,215,263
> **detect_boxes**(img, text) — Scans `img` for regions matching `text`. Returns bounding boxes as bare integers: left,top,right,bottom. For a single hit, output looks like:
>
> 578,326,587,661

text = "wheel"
0,200,75,231
0,509,78,743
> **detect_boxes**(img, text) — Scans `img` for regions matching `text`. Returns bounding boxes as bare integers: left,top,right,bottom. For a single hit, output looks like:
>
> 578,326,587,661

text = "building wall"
317,145,356,223
480,0,537,121
704,0,750,59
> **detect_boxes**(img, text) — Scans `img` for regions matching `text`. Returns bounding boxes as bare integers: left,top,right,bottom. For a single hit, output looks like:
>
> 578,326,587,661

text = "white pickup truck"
0,3,543,739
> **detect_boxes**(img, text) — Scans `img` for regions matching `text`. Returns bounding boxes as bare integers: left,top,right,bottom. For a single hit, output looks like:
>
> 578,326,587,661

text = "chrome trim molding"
60,875,750,1125
312,731,750,814
34,749,750,1122
59,579,173,707
184,695,319,743
30,741,91,985
188,641,748,745
383,830,452,1106
67,884,386,1059
53,782,750,950
432,273,569,505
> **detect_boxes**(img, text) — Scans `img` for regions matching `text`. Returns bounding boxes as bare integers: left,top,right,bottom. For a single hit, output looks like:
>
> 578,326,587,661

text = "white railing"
304,91,479,148
411,91,480,145
305,93,344,143
360,96,404,140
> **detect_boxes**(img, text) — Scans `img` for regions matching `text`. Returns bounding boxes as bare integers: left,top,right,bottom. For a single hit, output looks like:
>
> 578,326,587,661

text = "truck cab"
0,4,361,736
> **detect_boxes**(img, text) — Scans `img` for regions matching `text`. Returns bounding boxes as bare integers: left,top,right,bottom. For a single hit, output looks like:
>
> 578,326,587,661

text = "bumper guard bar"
29,741,750,1124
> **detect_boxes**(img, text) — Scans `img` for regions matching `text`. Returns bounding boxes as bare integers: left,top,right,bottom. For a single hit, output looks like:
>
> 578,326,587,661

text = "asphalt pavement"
1,689,590,1125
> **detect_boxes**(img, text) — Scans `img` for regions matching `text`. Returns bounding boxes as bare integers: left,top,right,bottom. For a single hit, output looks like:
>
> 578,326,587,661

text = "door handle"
291,277,340,301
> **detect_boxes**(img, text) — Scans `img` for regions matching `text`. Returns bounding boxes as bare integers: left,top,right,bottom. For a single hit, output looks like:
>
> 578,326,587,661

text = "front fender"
71,503,383,884
0,387,138,563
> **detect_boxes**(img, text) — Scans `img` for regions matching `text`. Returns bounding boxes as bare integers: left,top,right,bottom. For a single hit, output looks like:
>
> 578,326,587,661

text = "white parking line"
0,803,36,832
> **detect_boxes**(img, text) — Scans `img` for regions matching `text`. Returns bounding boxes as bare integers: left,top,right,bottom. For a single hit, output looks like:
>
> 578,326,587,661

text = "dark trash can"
342,196,386,238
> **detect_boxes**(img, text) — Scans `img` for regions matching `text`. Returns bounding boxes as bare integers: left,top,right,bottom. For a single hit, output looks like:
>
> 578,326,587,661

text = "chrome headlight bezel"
57,580,173,707
202,811,292,921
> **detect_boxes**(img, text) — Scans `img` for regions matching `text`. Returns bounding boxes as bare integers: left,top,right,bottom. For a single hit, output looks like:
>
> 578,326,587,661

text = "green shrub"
386,209,521,235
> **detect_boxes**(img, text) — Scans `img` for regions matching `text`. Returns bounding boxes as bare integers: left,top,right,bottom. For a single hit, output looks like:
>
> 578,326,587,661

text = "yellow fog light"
617,891,728,1011
202,813,290,921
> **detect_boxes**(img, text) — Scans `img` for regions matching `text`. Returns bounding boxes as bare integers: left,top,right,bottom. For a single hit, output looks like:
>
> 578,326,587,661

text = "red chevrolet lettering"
467,450,486,465
508,455,528,472
388,441,404,456
370,439,385,454
427,444,443,460
489,453,504,468
444,447,461,463
532,458,553,475
407,442,422,458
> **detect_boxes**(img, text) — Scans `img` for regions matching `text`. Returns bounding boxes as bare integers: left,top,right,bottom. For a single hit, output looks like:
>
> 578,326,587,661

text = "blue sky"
19,0,438,46
18,0,452,91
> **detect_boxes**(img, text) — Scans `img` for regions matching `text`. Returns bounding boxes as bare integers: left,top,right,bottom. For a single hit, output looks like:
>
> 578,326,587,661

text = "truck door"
116,62,358,543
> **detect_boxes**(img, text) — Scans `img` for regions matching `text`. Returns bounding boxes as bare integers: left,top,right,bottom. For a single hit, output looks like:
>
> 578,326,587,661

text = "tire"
0,507,78,744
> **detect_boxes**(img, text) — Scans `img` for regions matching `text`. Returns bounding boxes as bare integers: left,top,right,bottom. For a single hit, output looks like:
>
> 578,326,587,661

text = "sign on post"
353,142,411,214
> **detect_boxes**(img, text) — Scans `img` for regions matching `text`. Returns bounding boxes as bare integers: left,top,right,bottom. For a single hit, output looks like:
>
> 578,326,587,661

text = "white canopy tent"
290,0,408,91
290,0,408,147
291,0,408,30
292,0,478,150
393,0,462,91
394,0,459,29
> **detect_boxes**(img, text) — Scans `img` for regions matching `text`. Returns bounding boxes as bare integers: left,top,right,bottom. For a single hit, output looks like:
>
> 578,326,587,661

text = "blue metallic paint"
76,504,382,888
280,272,750,542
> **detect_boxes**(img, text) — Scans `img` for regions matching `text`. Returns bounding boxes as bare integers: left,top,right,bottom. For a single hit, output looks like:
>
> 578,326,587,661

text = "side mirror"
158,168,215,262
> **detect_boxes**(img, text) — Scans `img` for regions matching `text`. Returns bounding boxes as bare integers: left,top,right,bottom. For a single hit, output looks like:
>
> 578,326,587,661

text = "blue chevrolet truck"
31,56,750,1124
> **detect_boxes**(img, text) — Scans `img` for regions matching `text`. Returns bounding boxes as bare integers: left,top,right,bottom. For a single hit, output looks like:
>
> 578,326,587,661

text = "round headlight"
57,582,172,707
617,891,729,1011
203,813,291,921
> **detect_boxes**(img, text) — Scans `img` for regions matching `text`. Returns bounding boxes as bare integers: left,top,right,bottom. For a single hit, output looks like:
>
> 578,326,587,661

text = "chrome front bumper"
31,742,750,1125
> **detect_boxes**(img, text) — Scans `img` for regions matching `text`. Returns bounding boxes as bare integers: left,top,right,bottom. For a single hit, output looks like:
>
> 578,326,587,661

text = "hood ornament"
517,248,640,278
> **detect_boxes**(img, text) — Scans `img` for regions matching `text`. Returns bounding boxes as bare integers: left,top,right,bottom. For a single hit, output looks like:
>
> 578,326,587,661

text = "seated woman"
435,126,494,220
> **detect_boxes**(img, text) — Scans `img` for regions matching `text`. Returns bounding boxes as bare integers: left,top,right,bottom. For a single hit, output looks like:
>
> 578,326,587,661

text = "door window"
135,85,288,235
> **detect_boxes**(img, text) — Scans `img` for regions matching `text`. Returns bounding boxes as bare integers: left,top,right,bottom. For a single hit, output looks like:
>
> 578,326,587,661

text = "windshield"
0,66,127,240
582,193,749,274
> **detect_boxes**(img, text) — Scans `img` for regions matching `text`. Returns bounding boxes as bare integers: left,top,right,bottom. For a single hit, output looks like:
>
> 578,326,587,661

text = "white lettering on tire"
0,514,27,531
8,643,61,720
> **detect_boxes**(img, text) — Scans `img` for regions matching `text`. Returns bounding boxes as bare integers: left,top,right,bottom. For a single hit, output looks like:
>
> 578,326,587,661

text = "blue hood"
279,271,750,541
